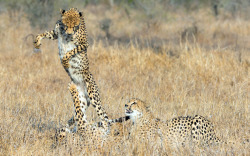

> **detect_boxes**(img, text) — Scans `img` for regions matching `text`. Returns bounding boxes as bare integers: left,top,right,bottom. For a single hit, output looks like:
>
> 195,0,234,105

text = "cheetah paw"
63,63,70,69
68,82,77,90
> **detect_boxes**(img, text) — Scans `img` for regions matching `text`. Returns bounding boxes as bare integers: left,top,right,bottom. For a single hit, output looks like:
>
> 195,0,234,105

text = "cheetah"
34,8,126,130
125,98,226,150
55,82,128,151
124,98,165,154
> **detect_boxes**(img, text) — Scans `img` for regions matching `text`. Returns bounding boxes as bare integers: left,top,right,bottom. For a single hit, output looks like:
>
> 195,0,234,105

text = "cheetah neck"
57,31,76,60
132,111,154,125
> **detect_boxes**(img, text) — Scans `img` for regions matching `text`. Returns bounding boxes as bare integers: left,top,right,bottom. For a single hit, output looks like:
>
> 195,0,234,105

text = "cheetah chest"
58,35,76,60
58,34,83,82
58,34,87,99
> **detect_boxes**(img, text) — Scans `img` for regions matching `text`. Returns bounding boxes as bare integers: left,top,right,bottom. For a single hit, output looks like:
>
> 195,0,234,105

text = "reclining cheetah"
125,98,226,150
34,8,127,130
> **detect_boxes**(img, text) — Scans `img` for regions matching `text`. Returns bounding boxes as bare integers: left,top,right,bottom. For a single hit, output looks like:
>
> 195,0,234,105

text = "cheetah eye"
125,104,128,107
131,102,137,105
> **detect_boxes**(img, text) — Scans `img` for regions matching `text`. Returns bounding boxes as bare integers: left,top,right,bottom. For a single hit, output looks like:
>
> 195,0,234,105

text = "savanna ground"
0,2,249,155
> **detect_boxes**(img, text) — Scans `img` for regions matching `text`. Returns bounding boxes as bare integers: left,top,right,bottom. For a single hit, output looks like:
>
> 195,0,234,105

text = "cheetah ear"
79,12,83,17
60,9,65,15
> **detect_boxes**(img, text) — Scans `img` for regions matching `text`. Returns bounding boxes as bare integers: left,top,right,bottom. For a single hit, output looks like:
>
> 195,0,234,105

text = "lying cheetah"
34,8,126,130
125,98,226,149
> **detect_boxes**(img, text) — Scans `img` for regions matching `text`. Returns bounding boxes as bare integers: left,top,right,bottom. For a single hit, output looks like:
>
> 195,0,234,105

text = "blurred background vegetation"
1,0,250,29
0,0,249,60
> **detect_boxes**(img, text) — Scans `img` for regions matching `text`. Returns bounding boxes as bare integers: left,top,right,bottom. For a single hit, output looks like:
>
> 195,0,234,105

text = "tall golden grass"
0,6,249,155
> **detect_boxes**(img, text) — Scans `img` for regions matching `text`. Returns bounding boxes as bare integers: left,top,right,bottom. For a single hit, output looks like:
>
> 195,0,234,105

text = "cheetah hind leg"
52,82,83,147
191,115,226,147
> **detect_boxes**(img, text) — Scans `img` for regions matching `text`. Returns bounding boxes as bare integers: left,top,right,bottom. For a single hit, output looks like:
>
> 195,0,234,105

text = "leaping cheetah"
34,8,128,131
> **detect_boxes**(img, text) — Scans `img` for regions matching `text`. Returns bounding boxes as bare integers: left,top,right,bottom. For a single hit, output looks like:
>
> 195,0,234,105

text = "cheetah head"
60,8,82,34
125,98,148,123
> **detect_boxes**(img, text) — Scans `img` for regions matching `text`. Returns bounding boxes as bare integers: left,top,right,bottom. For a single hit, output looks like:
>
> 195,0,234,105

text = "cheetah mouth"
125,109,133,114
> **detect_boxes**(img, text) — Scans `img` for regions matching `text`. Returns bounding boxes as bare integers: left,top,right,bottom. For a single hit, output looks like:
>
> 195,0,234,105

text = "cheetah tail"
109,116,130,124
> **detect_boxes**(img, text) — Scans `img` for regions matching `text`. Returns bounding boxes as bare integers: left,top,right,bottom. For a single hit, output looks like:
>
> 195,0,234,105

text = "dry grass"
0,6,249,155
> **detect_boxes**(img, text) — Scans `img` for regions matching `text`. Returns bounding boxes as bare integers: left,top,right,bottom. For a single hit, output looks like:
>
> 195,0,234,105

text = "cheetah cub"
125,98,227,149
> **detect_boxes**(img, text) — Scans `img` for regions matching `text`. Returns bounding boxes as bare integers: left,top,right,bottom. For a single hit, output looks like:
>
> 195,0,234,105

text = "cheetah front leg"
61,44,88,69
34,30,58,50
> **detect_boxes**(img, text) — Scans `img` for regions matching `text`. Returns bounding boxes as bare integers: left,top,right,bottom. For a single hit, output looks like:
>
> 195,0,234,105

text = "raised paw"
63,62,70,69
34,44,41,49
68,82,77,91
33,39,41,49
62,59,70,68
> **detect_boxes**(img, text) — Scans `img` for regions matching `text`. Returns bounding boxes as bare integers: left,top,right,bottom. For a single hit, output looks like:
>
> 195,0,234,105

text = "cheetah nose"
66,28,74,34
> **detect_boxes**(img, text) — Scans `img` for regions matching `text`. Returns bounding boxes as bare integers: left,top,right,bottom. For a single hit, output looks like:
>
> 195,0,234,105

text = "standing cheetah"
34,8,127,130
125,98,226,150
